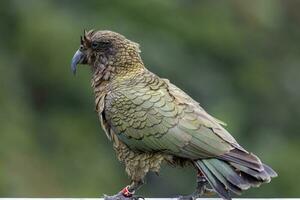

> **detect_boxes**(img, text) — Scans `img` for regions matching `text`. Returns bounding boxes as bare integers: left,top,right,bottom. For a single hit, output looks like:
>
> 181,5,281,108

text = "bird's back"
103,68,238,159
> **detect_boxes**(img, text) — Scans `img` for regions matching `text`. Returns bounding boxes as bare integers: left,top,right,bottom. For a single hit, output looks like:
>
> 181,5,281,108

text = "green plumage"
72,30,277,200
105,70,234,158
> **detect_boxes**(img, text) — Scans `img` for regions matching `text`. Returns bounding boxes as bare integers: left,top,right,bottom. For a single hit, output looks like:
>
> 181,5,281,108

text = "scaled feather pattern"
71,30,277,200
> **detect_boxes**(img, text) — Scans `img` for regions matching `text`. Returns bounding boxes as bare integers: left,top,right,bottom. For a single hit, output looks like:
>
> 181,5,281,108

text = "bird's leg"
104,180,145,200
195,171,215,196
178,171,215,200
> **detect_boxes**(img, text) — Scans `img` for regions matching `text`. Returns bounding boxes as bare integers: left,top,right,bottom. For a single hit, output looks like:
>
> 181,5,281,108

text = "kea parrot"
71,30,277,200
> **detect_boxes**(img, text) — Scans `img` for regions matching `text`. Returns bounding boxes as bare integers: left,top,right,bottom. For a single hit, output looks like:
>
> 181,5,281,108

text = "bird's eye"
91,41,112,51
91,41,99,49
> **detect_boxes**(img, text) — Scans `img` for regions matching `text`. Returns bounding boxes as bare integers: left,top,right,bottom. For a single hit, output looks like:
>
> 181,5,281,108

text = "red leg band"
121,186,134,197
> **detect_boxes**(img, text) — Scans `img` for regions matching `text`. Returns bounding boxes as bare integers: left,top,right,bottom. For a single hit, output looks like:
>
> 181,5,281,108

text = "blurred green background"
1,0,300,198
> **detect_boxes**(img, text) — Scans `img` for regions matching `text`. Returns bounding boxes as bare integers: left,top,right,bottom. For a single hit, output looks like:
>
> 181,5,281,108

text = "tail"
194,149,277,200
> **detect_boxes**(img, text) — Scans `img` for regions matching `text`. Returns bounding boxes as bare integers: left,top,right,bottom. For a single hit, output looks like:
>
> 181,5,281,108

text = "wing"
105,70,242,159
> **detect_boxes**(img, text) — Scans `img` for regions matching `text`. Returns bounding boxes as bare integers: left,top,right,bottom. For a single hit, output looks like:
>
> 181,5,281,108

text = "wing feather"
105,71,240,159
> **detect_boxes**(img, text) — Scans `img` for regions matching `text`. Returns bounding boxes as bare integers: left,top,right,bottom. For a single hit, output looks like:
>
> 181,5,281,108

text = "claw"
177,177,216,200
203,187,215,196
103,193,144,200
131,196,145,200
177,195,195,200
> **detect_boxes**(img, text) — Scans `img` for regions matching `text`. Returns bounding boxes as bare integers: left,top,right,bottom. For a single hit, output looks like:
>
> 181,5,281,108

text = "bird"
71,30,277,200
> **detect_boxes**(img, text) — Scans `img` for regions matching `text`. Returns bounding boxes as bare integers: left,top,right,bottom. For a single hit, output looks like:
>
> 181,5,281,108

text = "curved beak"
71,50,86,75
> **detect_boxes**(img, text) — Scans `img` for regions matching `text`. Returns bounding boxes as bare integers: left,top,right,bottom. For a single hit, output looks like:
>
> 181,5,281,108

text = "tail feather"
230,162,270,182
195,149,277,200
208,159,250,190
195,161,231,200
240,171,263,188
218,148,263,171
202,160,243,195
263,164,278,178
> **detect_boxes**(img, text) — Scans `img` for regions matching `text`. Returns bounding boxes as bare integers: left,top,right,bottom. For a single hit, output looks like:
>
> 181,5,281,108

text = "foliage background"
0,0,300,197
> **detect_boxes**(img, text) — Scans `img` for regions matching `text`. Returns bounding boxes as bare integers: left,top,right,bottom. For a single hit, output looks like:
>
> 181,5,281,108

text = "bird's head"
71,30,142,79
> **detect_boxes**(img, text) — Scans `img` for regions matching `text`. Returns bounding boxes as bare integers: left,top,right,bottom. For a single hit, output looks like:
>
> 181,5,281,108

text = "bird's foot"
202,187,215,196
104,194,144,200
177,185,215,200
177,194,197,200
104,186,144,200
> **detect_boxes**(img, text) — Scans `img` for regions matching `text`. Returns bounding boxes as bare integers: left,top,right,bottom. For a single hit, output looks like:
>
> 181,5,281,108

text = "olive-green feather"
105,70,236,159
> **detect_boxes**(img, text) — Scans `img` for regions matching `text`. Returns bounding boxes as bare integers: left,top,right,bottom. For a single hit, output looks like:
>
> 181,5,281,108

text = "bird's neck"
113,62,145,80
91,60,145,95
